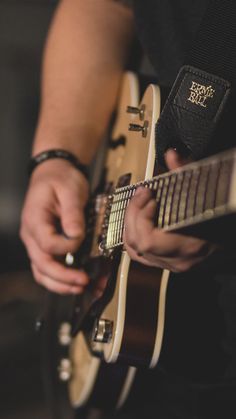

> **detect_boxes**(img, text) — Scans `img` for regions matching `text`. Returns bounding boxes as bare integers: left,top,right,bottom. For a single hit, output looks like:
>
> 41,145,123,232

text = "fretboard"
101,148,236,251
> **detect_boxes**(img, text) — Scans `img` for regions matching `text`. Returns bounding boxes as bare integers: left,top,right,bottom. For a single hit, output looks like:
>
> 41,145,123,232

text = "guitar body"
69,332,136,410
68,71,170,409
68,71,141,410
98,77,169,368
102,259,169,368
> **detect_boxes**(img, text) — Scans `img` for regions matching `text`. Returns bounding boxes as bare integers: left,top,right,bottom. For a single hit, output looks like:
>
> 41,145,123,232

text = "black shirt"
133,0,208,87
132,0,236,385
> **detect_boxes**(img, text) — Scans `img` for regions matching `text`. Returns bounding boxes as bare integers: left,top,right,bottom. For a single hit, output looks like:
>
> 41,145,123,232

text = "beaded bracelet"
28,149,89,180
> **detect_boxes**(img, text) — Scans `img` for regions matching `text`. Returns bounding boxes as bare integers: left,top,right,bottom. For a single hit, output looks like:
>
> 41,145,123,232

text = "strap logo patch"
188,81,215,108
155,65,231,163
173,66,231,121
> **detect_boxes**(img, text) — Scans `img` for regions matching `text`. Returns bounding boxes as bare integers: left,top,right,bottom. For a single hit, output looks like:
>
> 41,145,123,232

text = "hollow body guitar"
68,71,165,410
67,71,236,410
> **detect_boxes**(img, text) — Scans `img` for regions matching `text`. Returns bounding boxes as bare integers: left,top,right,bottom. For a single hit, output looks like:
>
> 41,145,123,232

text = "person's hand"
20,159,90,294
123,149,217,272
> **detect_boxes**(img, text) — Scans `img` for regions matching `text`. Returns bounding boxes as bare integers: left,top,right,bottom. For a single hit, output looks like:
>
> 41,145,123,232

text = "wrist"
28,149,90,180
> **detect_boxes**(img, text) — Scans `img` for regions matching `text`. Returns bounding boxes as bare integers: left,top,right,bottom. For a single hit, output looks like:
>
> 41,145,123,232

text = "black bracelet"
28,149,90,180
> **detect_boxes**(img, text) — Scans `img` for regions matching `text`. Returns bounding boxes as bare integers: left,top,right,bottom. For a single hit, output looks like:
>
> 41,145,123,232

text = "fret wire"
122,188,131,240
110,196,115,246
114,193,120,245
115,191,123,245
192,168,201,217
120,188,128,242
216,161,226,207
186,168,200,218
108,193,117,246
149,181,154,190
115,189,125,242
176,171,186,223
203,163,217,212
183,170,193,220
119,189,128,242
194,168,204,216
215,159,233,207
118,190,125,243
157,177,170,228
163,174,177,227
199,164,210,212
153,179,159,193
223,158,234,204
114,191,121,245
118,191,125,243
177,170,193,222
106,197,111,246
112,186,134,246
156,177,163,199
210,161,221,211
118,191,124,244
152,178,161,227
111,194,119,248
161,177,171,227
170,172,184,225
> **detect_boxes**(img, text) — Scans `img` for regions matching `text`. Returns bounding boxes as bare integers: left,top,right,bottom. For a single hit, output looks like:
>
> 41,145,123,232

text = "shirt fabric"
129,0,236,397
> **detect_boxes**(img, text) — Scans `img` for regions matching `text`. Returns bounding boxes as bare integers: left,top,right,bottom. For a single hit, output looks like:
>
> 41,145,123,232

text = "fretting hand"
123,149,217,272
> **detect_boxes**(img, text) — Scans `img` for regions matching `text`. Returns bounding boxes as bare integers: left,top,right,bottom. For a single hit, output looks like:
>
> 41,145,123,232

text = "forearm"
33,0,134,163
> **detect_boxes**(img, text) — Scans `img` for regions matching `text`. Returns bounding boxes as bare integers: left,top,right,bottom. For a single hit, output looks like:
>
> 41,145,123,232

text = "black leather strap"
155,0,236,165
156,66,231,163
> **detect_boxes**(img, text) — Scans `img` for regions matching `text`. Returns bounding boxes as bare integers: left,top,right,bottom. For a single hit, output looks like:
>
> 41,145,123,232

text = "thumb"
59,194,86,242
164,148,191,170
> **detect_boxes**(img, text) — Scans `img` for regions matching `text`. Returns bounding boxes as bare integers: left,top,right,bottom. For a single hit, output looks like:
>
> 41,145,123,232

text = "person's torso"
133,0,208,87
132,0,236,384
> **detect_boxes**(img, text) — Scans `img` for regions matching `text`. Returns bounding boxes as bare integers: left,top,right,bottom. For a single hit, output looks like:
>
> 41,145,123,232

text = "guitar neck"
102,148,236,251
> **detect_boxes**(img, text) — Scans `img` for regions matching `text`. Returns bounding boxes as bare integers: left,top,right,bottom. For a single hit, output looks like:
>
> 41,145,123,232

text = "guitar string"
84,151,234,250
103,153,233,248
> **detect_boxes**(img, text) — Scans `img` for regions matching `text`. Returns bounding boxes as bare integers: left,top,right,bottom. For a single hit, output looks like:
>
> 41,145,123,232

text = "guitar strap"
155,0,236,165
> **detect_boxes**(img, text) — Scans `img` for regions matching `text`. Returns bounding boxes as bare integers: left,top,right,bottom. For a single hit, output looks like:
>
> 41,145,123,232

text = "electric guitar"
64,71,236,410
66,71,142,410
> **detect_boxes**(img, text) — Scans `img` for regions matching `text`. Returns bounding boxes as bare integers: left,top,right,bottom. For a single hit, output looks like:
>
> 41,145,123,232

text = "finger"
59,188,87,241
124,241,208,273
31,263,84,295
134,198,157,239
164,148,191,170
128,200,211,259
123,241,176,270
133,200,185,257
25,235,89,287
24,207,81,255
124,189,212,260
124,187,153,251
150,231,210,258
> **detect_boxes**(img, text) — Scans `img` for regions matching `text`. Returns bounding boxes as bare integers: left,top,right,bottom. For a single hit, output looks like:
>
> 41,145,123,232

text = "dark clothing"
124,1,236,417
133,0,208,87
133,0,236,157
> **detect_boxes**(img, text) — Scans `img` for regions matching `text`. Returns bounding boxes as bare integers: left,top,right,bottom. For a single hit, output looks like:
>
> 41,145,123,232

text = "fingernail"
76,272,89,285
64,228,83,240
71,286,82,294
75,278,88,286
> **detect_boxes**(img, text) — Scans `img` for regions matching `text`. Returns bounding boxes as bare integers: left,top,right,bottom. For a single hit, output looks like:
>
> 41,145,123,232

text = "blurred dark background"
0,2,151,419
0,0,58,273
0,3,124,418
0,1,68,418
